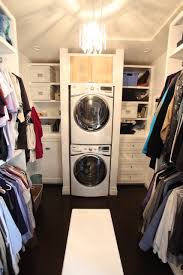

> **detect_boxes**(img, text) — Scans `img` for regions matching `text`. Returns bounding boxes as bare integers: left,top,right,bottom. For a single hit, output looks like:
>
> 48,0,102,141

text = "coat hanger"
5,183,11,191
0,187,6,194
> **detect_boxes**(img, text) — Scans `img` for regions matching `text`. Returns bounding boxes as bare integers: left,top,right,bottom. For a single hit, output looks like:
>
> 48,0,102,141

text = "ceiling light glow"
80,21,106,54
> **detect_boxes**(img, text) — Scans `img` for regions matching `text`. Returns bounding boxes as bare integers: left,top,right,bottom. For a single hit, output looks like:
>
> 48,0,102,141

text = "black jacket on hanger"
13,74,31,152
0,128,8,161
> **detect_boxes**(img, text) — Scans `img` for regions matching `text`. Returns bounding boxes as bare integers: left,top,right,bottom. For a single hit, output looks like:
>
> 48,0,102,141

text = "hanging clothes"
0,164,35,275
31,107,43,159
142,71,180,168
140,169,183,265
163,71,183,163
13,74,31,151
143,73,179,156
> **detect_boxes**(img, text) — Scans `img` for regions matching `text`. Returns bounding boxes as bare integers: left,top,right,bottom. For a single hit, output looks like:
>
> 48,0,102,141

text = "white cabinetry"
41,137,62,184
118,64,153,185
118,135,148,185
28,63,62,184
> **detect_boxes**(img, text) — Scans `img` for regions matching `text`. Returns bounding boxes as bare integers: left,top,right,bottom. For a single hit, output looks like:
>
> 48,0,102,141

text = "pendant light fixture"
79,0,106,54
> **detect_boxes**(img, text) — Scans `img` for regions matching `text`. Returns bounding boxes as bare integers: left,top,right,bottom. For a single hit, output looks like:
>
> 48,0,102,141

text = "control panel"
71,145,111,155
71,84,114,97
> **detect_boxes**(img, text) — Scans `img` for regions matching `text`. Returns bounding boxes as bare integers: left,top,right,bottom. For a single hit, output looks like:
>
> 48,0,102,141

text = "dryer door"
74,155,107,187
74,95,110,131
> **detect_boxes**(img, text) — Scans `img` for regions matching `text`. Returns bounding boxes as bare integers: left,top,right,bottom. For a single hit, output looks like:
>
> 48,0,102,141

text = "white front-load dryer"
70,144,111,197
70,84,114,145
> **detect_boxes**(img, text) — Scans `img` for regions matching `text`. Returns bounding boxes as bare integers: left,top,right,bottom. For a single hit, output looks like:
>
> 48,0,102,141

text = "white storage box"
42,124,52,133
121,103,138,119
30,66,56,83
30,85,52,101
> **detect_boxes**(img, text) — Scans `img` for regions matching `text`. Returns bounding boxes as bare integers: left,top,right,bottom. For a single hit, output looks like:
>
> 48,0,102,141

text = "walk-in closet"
0,1,183,274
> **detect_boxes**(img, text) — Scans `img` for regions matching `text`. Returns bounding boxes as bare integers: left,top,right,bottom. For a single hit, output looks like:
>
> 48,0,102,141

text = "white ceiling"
3,0,183,63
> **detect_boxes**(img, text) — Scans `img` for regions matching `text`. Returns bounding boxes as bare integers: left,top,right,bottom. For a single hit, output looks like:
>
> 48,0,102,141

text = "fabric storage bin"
120,123,136,134
30,85,52,101
121,103,138,119
30,66,56,83
123,71,139,86
31,184,43,212
0,13,12,45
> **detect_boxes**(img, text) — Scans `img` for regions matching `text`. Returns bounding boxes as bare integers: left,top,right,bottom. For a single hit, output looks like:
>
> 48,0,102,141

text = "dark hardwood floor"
19,186,173,275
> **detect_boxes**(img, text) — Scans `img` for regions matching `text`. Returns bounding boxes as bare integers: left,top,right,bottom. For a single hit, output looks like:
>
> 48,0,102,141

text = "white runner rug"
62,209,124,275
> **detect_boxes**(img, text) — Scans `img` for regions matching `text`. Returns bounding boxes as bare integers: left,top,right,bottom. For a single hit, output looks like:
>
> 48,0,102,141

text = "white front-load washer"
70,84,114,144
70,144,111,197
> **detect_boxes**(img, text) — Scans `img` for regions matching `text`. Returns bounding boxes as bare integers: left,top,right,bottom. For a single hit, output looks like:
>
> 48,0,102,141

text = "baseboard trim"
109,185,118,196
62,185,70,195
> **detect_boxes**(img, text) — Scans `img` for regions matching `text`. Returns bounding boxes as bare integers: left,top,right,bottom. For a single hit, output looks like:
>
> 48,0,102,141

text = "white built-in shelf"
169,43,183,60
29,63,59,67
50,82,60,85
0,36,16,54
30,82,60,86
124,64,153,69
122,101,149,104
43,133,61,139
120,131,147,137
136,118,148,120
33,100,60,103
123,86,150,89
40,116,60,120
122,118,147,121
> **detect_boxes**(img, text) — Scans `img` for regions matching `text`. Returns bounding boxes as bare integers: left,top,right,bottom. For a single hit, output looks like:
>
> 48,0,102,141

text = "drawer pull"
45,147,51,150
38,73,43,77
38,91,43,95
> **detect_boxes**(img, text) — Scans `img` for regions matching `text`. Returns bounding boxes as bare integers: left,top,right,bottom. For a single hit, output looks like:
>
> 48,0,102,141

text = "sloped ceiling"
3,0,183,63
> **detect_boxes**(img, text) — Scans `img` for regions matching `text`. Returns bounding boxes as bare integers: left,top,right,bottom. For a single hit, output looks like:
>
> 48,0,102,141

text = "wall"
152,52,167,99
19,51,32,106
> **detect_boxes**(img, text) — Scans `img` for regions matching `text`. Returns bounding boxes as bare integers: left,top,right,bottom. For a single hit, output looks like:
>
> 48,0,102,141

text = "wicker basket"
31,184,43,212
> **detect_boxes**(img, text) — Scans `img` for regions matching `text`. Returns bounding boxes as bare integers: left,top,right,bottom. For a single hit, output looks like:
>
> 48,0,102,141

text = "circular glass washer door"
74,155,107,187
74,95,110,132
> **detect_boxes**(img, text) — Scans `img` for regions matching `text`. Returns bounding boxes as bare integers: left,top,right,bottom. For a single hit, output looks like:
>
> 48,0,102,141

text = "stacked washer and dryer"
70,84,114,197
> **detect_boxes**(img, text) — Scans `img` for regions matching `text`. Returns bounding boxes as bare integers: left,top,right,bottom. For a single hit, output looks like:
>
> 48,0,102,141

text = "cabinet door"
91,56,113,83
70,56,92,83
41,140,62,183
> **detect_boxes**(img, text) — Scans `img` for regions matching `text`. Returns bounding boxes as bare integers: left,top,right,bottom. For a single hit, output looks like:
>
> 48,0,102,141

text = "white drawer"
119,152,146,162
30,85,52,101
131,174,145,183
118,163,146,174
119,142,144,152
118,174,145,184
118,174,131,183
30,66,56,83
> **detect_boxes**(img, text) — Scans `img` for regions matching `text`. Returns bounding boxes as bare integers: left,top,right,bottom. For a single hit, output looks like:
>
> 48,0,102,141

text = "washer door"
74,155,107,187
74,95,110,131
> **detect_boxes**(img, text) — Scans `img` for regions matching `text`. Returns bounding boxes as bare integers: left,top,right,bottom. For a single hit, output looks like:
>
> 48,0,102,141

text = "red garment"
31,107,43,159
